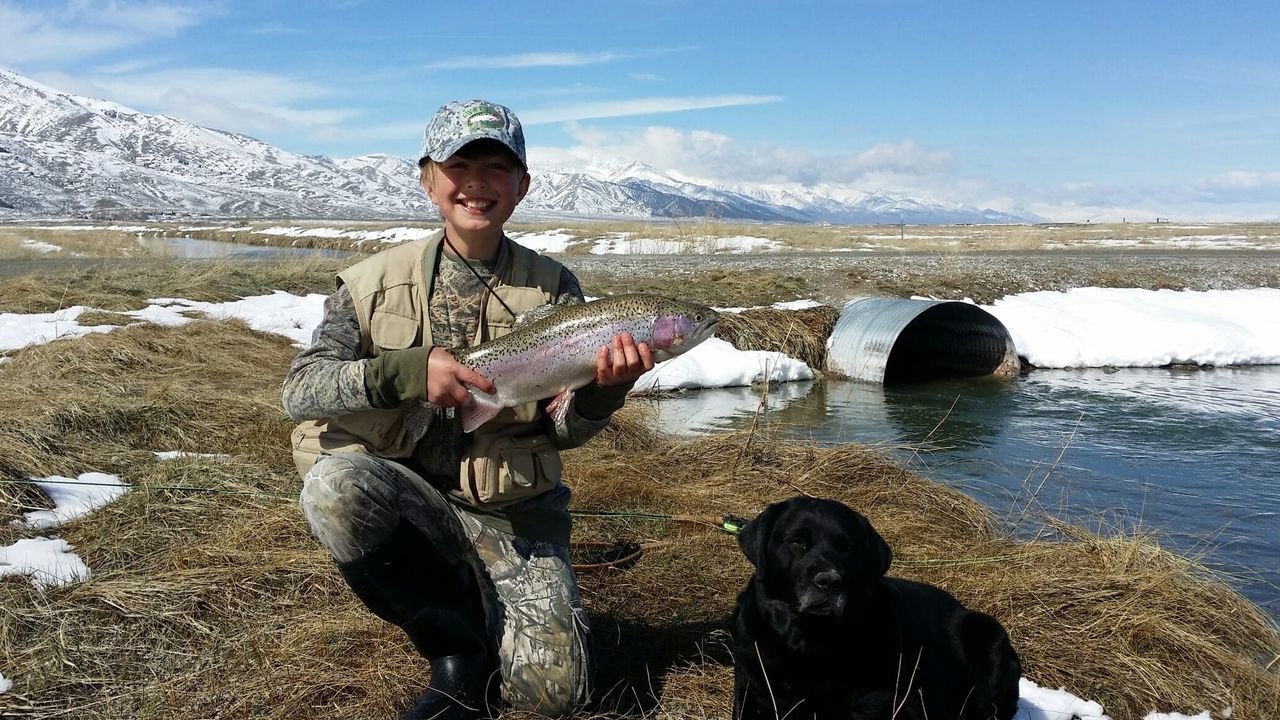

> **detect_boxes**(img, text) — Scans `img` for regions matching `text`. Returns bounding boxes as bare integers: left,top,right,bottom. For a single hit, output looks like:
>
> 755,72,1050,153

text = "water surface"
649,367,1280,620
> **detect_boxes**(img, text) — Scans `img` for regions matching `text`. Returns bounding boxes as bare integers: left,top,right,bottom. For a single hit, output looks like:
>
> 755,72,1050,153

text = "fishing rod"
0,477,751,533
0,476,294,499
569,509,748,535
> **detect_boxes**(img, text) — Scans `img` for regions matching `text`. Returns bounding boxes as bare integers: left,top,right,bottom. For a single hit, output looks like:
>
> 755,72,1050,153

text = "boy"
282,99,653,720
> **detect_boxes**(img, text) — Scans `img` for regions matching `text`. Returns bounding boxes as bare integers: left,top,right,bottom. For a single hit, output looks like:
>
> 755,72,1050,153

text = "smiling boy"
282,100,653,719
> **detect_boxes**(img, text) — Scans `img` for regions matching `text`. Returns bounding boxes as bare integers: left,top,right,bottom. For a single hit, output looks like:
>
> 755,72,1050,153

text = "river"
647,367,1280,621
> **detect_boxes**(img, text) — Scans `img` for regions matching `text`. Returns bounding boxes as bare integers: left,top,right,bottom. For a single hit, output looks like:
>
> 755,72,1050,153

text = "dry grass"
0,256,347,314
716,305,840,370
0,317,1276,719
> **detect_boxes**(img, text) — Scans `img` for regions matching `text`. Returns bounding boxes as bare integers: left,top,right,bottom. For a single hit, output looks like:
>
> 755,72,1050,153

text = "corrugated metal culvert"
825,298,1020,383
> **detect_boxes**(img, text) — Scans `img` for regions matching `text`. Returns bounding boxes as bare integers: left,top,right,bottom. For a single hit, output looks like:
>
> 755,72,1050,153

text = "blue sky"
2,0,1278,221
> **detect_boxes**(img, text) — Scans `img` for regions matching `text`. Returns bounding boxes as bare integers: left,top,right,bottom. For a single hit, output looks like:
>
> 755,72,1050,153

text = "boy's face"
422,147,530,242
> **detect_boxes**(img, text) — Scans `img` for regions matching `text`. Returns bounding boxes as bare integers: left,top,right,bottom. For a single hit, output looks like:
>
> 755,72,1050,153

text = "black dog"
731,497,1021,720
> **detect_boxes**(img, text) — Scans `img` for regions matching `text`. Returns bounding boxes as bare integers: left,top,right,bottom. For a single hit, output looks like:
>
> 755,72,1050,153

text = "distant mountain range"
0,69,1032,224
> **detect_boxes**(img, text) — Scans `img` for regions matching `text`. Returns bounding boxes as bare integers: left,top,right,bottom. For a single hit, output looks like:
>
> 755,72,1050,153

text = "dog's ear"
861,515,893,577
738,502,780,571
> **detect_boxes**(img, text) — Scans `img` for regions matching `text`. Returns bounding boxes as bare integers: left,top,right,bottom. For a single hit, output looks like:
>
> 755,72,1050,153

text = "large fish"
455,293,719,432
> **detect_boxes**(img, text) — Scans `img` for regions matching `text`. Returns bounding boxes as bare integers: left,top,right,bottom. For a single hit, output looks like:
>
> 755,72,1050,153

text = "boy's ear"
421,171,439,205
516,171,530,202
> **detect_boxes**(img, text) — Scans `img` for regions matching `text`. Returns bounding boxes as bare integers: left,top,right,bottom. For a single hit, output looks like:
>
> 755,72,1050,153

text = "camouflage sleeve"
555,267,585,305
544,267,629,450
280,285,374,421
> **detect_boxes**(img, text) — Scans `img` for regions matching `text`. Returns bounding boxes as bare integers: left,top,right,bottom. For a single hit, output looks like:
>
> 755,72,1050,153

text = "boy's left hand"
595,332,654,387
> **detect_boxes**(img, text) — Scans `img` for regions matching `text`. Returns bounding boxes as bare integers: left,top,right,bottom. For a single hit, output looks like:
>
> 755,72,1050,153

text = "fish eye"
693,313,703,321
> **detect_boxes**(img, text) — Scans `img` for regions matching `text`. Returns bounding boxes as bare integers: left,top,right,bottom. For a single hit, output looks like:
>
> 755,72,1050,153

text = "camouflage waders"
300,452,592,716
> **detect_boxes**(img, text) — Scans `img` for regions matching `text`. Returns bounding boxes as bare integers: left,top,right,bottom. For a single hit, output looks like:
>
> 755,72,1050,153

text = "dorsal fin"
513,303,558,327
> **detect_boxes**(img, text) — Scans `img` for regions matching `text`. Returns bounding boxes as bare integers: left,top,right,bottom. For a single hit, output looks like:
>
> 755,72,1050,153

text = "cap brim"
425,132,526,169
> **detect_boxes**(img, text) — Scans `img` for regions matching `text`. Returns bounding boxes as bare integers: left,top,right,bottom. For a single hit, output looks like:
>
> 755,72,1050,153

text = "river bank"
1,238,1278,718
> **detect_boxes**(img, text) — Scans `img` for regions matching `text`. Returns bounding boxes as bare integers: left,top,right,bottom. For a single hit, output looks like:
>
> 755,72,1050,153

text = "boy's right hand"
427,347,496,407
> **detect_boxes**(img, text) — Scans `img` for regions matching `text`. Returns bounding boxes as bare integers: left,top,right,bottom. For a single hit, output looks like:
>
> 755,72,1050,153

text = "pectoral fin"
545,388,575,426
460,391,505,433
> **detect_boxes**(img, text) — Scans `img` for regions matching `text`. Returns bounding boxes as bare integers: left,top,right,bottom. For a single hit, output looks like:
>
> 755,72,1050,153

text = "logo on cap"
465,104,506,131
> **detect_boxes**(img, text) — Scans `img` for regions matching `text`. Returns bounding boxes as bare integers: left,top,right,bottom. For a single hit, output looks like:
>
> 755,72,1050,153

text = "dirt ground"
564,250,1280,306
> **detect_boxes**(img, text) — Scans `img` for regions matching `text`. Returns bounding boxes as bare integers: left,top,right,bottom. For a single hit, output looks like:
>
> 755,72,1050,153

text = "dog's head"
738,496,892,619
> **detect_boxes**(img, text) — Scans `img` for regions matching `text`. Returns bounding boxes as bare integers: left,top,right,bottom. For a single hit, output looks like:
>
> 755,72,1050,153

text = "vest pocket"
457,432,562,507
370,310,420,351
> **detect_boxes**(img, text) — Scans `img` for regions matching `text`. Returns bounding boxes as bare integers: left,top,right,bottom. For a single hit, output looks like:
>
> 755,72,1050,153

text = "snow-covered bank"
982,287,1280,368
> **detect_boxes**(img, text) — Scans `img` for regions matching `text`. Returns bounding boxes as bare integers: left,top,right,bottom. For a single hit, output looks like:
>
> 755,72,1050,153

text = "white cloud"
1041,170,1280,218
425,51,630,70
528,122,954,186
521,96,783,125
0,1,210,64
1194,170,1280,202
33,67,361,139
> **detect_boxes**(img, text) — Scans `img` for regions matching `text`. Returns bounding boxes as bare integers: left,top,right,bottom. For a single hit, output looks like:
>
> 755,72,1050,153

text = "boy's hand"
427,347,495,407
595,333,654,387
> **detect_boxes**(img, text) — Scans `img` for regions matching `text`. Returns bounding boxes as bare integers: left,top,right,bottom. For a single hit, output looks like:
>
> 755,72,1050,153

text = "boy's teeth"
463,199,493,209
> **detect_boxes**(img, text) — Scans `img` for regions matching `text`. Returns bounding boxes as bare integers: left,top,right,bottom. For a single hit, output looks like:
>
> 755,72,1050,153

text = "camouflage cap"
418,99,527,169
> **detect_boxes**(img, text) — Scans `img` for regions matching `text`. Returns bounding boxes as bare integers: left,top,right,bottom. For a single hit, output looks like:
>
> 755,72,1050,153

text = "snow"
509,229,576,253
588,233,781,254
20,239,61,253
982,288,1280,368
136,291,327,346
1,306,121,351
153,451,230,461
1016,678,1110,719
0,536,91,589
253,225,438,245
634,337,813,391
20,473,129,529
0,672,10,693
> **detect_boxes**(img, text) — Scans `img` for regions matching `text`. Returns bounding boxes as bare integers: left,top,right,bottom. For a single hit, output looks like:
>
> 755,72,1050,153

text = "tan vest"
290,230,565,479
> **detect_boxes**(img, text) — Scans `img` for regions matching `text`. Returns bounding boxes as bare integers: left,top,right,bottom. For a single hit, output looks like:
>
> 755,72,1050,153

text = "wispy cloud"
424,51,630,70
522,96,783,125
529,122,953,186
33,68,360,139
91,58,164,75
0,1,211,64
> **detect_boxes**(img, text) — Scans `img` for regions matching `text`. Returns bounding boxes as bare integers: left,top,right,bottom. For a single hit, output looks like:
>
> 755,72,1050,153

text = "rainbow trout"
455,293,719,432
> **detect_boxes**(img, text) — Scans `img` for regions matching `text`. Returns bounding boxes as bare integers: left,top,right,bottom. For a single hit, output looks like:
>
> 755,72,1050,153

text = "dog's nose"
813,570,844,591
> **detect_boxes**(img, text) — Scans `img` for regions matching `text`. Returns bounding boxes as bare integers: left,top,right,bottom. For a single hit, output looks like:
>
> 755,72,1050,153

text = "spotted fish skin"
455,294,718,432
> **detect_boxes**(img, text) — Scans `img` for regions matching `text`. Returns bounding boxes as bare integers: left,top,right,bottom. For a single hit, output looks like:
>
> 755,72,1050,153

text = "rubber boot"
336,520,496,720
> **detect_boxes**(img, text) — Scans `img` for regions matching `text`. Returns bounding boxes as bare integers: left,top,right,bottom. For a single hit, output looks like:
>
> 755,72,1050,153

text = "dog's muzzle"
796,569,847,616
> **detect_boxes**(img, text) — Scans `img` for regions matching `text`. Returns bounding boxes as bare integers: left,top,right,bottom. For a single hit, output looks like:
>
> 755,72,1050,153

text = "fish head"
649,300,719,360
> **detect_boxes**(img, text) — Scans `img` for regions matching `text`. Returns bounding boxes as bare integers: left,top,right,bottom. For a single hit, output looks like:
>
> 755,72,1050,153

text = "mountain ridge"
0,68,1034,224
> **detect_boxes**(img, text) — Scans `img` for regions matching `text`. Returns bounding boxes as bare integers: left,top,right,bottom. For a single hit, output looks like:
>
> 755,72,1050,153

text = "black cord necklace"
443,233,518,318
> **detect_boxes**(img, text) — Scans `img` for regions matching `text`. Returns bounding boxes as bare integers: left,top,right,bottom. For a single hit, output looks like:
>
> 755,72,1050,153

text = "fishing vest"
290,230,566,484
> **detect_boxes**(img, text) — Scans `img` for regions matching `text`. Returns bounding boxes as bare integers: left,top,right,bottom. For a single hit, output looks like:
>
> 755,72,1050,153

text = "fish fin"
460,391,505,433
513,303,558,327
545,388,575,426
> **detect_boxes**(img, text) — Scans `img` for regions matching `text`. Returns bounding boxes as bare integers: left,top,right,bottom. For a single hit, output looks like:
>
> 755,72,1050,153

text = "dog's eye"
787,537,809,551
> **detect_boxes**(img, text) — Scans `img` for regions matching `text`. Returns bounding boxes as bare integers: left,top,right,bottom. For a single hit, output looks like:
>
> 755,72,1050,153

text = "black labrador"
731,496,1021,720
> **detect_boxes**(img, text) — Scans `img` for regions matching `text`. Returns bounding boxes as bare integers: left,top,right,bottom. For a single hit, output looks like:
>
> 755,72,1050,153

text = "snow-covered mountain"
0,69,1032,223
